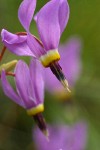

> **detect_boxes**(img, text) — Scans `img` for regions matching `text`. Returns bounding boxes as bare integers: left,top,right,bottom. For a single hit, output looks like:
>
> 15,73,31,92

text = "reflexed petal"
72,122,87,150
29,59,44,104
27,33,45,58
36,0,60,50
1,29,26,44
1,70,25,108
1,29,34,57
18,0,36,31
59,0,69,34
15,60,31,107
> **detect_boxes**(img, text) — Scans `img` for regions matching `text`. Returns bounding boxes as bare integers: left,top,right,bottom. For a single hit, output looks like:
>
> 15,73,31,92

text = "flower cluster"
1,0,70,91
0,0,87,149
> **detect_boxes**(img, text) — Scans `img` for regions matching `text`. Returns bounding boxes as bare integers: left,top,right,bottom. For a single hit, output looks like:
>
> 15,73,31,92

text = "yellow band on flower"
27,104,44,116
0,60,18,73
39,49,60,67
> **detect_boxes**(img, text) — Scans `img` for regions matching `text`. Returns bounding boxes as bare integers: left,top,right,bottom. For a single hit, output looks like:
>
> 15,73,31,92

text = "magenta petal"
1,29,35,57
29,59,44,104
18,0,36,31
1,71,25,108
59,0,69,34
27,33,45,58
36,0,60,50
1,29,26,44
72,122,87,150
34,122,87,150
15,60,31,107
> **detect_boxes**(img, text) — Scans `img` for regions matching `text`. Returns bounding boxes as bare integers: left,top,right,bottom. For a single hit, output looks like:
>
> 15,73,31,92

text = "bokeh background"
0,0,100,150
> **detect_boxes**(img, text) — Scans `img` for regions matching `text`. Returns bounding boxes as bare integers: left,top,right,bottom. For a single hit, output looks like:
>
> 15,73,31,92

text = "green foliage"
0,0,100,149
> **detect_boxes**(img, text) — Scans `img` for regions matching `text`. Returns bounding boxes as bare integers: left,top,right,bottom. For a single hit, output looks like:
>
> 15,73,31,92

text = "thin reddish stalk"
16,32,43,47
16,32,27,36
6,72,15,77
0,46,6,62
0,72,15,78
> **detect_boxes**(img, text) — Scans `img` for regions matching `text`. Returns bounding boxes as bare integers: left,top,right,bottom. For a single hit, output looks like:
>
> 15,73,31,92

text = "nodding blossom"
34,122,87,150
1,59,48,137
1,59,44,113
1,0,70,91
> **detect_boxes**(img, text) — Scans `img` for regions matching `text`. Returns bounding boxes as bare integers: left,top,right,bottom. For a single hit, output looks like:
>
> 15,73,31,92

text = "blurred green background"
0,0,100,150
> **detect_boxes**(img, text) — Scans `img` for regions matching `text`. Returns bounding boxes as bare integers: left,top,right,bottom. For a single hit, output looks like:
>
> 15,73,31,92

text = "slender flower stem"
0,46,6,62
50,62,71,92
6,72,15,77
33,113,49,140
16,32,27,36
16,32,43,47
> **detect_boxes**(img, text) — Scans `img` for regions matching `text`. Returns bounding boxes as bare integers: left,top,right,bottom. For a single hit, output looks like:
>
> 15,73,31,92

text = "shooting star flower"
1,59,48,138
1,0,70,91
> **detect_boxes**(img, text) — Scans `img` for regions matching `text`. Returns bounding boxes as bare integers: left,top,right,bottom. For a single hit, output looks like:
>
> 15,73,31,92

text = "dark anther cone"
33,113,49,140
50,61,71,92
